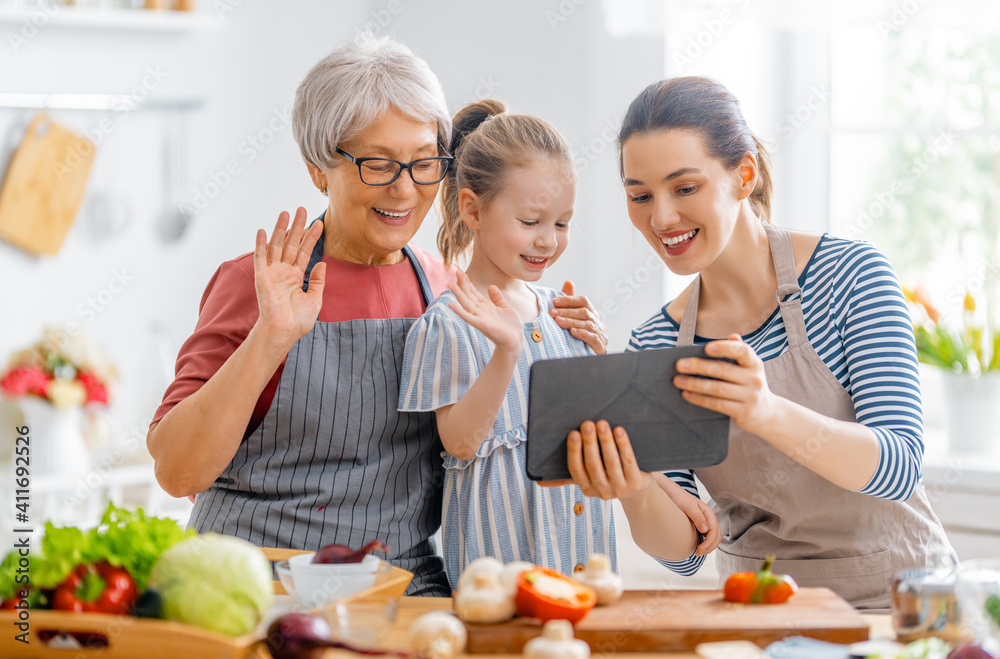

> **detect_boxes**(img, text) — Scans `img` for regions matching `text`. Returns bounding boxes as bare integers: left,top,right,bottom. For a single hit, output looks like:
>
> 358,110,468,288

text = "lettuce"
0,503,194,600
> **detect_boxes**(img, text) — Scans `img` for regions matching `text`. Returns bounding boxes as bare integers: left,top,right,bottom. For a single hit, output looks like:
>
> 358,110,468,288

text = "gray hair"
292,31,451,170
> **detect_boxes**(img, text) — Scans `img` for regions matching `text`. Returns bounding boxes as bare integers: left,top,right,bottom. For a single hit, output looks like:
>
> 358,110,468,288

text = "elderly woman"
146,34,606,596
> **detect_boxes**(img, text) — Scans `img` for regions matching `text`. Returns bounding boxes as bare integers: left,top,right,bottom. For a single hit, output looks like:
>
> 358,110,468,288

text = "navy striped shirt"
628,235,924,575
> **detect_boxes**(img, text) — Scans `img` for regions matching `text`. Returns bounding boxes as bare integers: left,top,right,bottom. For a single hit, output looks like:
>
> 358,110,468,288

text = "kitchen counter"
263,596,894,658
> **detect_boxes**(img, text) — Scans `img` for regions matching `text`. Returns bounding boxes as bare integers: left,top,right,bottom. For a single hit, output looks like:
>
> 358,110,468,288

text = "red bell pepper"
51,562,138,614
723,555,798,604
515,567,597,624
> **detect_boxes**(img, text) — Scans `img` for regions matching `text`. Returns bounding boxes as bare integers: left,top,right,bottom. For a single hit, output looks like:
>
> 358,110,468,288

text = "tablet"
525,345,731,481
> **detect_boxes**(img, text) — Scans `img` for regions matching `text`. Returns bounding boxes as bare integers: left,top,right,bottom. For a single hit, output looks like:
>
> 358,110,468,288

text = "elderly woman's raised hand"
253,207,327,349
550,280,608,354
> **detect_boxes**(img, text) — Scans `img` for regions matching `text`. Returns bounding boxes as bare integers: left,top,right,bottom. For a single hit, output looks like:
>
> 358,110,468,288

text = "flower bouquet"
905,287,1000,454
904,287,1000,375
0,328,117,409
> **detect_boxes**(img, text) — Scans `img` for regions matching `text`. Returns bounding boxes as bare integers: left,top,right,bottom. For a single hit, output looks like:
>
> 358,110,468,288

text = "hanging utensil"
156,110,191,242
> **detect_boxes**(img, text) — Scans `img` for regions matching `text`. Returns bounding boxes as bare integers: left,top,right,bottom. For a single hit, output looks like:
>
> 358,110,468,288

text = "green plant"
906,287,1000,374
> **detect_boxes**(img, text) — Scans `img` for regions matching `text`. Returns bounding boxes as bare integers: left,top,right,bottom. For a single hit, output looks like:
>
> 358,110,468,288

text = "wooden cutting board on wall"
0,113,95,256
465,588,869,653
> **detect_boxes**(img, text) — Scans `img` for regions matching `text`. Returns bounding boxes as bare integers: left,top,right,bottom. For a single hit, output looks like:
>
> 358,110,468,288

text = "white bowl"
277,557,390,609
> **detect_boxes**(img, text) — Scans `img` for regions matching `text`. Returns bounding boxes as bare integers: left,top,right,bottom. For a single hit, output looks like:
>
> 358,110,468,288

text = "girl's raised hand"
673,334,777,436
449,270,524,354
551,280,609,354
252,208,326,350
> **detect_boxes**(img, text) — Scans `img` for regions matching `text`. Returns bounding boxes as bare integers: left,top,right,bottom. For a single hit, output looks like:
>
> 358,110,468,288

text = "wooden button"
573,502,584,515
531,330,543,343
574,563,585,573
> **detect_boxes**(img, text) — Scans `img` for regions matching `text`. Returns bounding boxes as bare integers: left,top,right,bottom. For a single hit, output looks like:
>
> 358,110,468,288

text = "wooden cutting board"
465,588,869,653
0,113,95,256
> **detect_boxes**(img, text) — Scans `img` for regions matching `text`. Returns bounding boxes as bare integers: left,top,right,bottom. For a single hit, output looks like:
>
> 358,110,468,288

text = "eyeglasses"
335,146,454,186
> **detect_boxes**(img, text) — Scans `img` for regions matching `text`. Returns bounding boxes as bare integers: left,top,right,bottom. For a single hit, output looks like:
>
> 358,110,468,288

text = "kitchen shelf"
0,92,204,111
0,5,223,32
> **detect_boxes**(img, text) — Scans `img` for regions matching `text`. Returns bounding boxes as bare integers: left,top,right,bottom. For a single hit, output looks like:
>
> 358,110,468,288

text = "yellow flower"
964,292,977,313
47,378,87,409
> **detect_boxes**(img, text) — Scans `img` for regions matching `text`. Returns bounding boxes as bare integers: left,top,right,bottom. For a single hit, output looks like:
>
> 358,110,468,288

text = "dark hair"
618,77,773,222
438,99,575,265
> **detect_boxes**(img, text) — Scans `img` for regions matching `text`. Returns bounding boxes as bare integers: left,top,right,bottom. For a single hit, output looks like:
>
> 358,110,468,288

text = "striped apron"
190,220,449,596
682,223,954,610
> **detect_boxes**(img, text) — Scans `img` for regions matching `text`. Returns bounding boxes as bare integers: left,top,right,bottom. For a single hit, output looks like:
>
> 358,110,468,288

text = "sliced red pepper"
515,567,597,624
723,555,798,604
51,561,138,615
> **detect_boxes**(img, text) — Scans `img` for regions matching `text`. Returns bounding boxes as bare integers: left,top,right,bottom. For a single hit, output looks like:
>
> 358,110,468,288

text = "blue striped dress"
398,284,617,589
630,235,925,576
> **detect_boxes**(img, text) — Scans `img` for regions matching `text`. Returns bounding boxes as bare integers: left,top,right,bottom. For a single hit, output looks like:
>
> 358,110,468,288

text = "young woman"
566,77,955,610
398,100,717,588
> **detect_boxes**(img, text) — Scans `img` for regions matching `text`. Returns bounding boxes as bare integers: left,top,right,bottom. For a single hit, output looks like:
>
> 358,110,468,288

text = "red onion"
266,613,412,658
312,540,390,565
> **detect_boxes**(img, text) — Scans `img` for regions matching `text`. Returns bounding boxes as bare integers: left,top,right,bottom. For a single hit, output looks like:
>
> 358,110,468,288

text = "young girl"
398,100,717,588
565,77,955,609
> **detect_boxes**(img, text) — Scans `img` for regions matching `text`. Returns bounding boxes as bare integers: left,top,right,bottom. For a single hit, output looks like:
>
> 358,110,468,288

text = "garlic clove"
586,554,612,575
523,619,591,658
457,556,505,590
573,554,624,605
409,611,467,658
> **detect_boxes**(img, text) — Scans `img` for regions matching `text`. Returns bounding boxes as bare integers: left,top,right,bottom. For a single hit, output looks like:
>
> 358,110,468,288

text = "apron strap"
302,211,327,293
677,277,701,347
401,245,435,307
763,223,809,348
301,210,435,307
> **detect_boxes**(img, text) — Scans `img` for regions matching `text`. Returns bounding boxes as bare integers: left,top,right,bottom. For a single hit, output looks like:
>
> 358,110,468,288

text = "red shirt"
153,244,452,440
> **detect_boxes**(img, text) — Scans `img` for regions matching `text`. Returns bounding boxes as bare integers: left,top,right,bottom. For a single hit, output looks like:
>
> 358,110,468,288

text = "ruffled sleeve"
398,298,479,412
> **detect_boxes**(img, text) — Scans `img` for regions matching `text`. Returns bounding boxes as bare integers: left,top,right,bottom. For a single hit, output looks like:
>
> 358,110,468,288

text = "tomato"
722,555,798,605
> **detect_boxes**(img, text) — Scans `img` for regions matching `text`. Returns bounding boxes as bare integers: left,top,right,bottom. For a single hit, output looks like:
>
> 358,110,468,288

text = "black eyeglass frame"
334,144,455,186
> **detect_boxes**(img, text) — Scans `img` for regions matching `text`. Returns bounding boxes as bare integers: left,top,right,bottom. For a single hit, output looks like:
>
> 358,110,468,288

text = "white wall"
0,0,672,438
2,1,728,587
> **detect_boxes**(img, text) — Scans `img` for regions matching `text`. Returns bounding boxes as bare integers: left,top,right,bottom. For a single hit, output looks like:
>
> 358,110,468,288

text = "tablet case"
526,345,731,481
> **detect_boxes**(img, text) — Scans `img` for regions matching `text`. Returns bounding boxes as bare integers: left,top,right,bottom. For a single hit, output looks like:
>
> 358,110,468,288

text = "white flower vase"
942,371,1000,455
16,396,92,479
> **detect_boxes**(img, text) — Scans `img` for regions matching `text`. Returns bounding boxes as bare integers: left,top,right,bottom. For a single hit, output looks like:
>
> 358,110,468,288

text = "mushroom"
409,611,467,659
456,556,504,591
523,619,591,658
500,561,535,596
572,554,623,605
454,572,516,624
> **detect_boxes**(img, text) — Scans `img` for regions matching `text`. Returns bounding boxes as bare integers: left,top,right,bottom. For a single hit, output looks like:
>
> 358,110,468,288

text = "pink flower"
77,371,109,405
0,367,52,397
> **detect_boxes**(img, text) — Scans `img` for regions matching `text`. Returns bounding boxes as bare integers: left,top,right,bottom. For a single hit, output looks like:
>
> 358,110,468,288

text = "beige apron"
678,223,955,610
